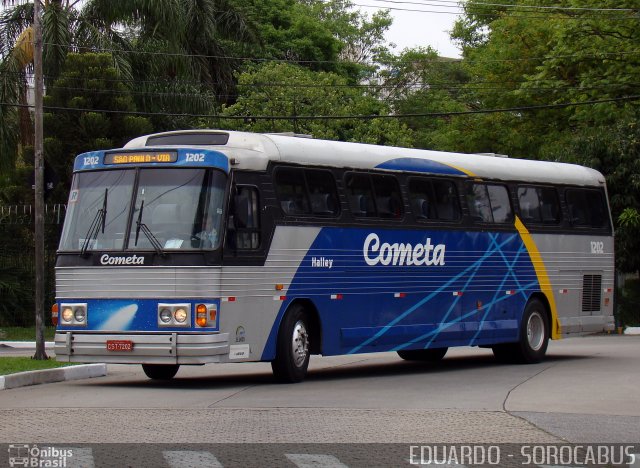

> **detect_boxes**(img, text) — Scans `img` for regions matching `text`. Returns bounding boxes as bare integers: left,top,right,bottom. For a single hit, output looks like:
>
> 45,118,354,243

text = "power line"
23,82,640,101
1,95,638,120
2,67,638,92
352,0,638,19
365,0,638,13
4,30,640,96
50,43,640,66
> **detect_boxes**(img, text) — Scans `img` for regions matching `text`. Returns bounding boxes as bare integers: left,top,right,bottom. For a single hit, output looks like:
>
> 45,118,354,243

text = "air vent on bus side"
582,274,602,312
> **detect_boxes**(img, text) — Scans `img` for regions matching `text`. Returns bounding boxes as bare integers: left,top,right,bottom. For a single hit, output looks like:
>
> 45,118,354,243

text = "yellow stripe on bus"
446,163,477,177
514,216,562,339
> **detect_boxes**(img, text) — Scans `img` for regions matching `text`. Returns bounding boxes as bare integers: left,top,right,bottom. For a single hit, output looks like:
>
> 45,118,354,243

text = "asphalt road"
0,335,638,467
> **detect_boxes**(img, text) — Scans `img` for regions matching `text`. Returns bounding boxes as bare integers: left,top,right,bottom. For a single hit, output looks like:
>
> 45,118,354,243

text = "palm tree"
0,0,258,172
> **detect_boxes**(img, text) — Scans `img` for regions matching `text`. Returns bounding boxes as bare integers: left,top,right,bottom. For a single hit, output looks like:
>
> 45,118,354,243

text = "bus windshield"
59,168,227,252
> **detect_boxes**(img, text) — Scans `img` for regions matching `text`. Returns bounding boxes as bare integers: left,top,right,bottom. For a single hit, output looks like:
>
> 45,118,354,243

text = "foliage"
616,279,640,327
0,356,73,376
0,260,34,326
447,0,640,159
376,47,471,151
0,326,56,341
43,53,153,201
0,0,260,173
219,62,413,147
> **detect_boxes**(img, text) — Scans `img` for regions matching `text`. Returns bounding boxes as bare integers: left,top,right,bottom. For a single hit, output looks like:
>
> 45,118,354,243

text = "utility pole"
33,0,47,360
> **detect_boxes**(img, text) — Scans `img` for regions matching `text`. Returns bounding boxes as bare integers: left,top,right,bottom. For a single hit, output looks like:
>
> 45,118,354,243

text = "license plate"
106,340,134,352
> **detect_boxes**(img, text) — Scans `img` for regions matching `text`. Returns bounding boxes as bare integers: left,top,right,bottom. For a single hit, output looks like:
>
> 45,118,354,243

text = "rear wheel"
492,298,549,364
397,347,448,362
271,304,311,383
142,364,180,380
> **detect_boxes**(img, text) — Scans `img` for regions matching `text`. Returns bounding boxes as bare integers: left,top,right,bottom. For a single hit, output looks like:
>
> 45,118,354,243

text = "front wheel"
493,298,549,364
142,364,180,380
271,304,311,383
397,347,448,362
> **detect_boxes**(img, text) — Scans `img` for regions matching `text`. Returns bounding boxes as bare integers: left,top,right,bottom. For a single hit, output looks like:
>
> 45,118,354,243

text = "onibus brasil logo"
8,444,73,467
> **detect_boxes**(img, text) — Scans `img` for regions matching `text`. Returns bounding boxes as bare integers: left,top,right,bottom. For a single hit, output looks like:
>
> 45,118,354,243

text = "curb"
0,341,54,349
0,364,107,390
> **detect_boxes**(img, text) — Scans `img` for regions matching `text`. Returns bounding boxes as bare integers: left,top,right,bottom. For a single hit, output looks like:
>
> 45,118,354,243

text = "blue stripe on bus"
375,157,467,176
262,227,539,360
74,148,229,172
56,298,221,332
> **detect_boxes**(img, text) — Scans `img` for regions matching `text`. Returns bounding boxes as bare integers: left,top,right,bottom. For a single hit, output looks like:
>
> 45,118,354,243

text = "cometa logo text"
363,233,445,266
100,254,145,265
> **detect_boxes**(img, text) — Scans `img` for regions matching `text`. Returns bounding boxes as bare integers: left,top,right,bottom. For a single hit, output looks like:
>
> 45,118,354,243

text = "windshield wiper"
134,200,165,257
80,188,108,257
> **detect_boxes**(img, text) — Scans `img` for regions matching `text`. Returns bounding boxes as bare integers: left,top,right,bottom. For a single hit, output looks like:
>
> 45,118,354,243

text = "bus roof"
124,130,605,187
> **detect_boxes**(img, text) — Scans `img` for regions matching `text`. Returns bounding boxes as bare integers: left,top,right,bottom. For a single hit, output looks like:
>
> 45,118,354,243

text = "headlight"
59,303,88,326
174,308,188,323
74,307,86,322
159,308,172,323
61,307,73,323
157,303,191,327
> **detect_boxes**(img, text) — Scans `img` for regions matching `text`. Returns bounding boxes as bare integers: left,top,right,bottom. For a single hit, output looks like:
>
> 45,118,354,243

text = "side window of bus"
518,186,561,224
566,189,608,228
275,168,339,217
409,178,436,220
345,173,376,217
275,168,310,215
467,183,513,223
409,178,460,222
306,170,340,216
371,174,403,219
232,186,260,249
433,179,460,221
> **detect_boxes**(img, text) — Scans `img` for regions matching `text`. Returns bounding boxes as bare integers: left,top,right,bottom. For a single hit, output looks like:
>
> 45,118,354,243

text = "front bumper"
54,332,229,364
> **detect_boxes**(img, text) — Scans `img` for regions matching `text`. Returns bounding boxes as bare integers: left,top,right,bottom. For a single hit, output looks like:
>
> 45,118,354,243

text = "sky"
356,4,462,58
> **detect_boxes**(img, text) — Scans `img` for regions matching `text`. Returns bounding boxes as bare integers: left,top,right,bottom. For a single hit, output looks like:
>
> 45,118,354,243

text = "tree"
375,47,471,151
0,0,259,173
218,62,413,147
43,53,153,200
448,0,639,156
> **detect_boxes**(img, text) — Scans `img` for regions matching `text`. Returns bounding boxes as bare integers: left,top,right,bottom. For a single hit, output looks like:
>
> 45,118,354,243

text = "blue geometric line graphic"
489,234,529,301
347,233,518,354
400,280,538,349
469,241,525,346
391,252,483,352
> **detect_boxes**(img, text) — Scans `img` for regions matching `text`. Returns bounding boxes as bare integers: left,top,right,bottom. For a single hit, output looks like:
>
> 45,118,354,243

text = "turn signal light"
51,304,59,326
196,304,208,327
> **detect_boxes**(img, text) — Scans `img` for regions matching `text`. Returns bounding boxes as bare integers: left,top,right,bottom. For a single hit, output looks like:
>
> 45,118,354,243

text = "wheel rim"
291,320,309,368
527,311,545,351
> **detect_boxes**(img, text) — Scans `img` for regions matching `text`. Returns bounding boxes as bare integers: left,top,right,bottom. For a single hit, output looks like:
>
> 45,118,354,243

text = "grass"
0,326,57,341
0,357,74,376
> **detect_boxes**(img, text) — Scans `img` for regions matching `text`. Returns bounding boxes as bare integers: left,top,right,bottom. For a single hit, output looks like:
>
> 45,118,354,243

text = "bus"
53,130,615,382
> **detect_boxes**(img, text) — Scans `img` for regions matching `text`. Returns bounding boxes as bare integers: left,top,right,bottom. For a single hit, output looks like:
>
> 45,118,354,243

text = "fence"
0,205,66,327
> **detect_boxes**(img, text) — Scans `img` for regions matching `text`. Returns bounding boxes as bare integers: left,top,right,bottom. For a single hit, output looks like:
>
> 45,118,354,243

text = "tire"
271,304,311,383
142,364,180,380
397,347,448,362
492,298,549,364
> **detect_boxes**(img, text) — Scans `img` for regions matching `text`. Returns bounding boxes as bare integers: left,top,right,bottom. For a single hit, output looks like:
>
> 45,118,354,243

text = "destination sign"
104,151,178,165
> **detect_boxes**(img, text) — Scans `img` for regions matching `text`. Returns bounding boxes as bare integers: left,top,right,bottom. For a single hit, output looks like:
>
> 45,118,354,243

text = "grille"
582,274,602,313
